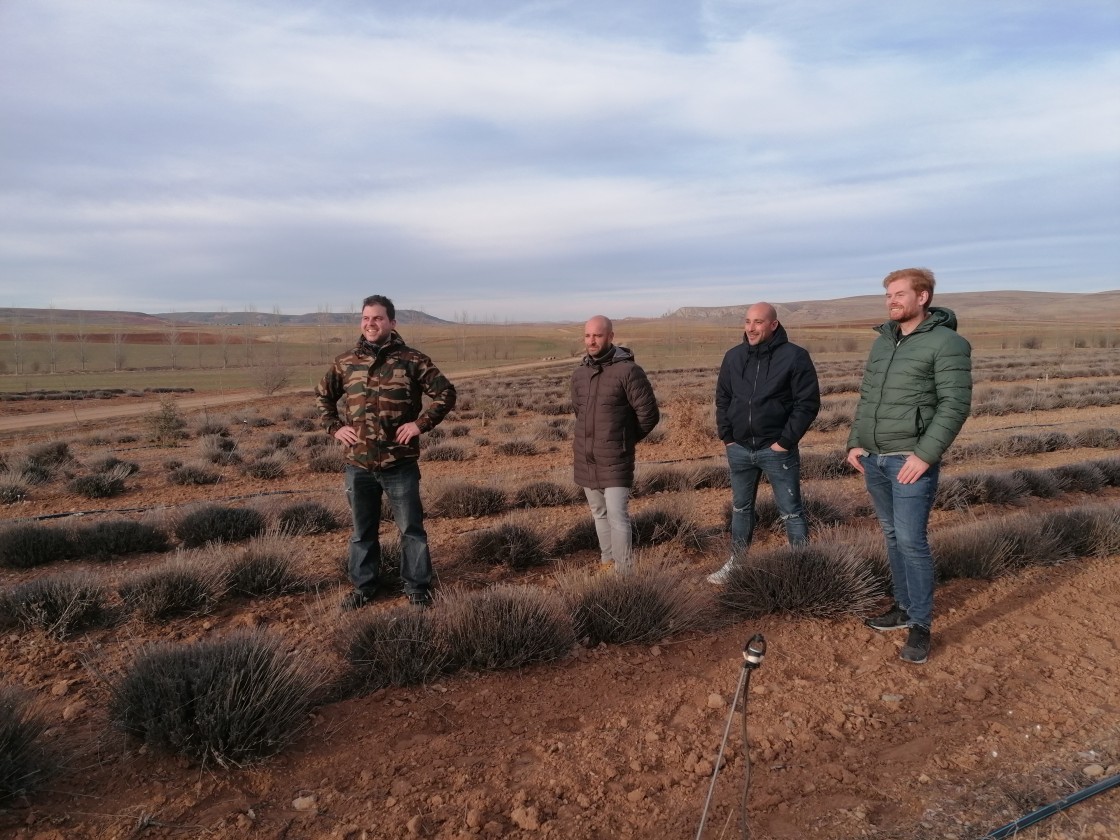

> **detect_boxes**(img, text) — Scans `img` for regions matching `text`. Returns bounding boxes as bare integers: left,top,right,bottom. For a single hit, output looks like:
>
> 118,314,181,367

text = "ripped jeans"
726,442,808,557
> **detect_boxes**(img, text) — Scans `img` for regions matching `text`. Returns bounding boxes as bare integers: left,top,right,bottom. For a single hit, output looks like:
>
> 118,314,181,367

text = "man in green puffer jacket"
846,268,972,665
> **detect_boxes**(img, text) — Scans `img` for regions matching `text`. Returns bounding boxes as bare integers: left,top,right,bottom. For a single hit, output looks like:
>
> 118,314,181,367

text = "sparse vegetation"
168,463,222,485
175,505,267,547
2,572,110,639
0,524,77,569
118,556,222,621
560,562,708,645
0,687,53,805
342,605,447,692
277,501,340,535
431,483,508,518
464,523,548,568
439,585,576,673
109,631,322,767
224,536,307,597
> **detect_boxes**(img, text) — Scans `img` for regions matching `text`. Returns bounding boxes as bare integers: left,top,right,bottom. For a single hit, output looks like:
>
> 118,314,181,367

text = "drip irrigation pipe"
695,633,766,840
978,772,1120,839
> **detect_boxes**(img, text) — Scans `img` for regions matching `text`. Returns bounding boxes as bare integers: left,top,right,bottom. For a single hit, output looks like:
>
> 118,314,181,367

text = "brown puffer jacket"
571,345,659,489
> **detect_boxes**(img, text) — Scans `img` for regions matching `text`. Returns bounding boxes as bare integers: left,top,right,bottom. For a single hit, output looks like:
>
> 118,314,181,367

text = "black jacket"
715,324,820,450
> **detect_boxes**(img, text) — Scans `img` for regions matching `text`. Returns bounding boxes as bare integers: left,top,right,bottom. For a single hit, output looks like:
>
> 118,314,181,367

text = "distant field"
2,303,1117,393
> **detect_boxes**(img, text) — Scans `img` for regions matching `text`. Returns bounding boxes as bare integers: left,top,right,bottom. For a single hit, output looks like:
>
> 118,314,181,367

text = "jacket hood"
877,306,958,338
582,344,635,366
743,323,790,355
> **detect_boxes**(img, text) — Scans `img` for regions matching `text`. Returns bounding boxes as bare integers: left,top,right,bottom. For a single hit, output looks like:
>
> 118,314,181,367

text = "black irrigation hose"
978,772,1120,839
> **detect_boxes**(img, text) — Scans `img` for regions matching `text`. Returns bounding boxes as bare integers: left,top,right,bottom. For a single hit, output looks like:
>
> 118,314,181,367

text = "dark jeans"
860,453,940,630
727,443,808,556
345,461,431,596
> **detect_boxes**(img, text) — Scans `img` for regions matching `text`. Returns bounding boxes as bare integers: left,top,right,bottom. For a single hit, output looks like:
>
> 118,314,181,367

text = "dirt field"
1,357,1118,840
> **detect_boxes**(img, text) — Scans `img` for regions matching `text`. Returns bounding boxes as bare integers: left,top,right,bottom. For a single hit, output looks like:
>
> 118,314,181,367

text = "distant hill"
0,307,451,327
665,290,1120,326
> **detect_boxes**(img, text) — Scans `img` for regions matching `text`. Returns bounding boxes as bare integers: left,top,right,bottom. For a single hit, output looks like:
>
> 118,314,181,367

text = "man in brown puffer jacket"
571,315,660,572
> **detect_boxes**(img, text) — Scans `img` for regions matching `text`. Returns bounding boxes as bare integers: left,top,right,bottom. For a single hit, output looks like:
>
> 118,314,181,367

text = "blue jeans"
860,453,940,630
345,461,432,596
583,486,633,570
727,443,808,555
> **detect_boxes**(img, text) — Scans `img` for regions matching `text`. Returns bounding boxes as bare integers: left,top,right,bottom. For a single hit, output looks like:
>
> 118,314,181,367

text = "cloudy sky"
2,1,1118,321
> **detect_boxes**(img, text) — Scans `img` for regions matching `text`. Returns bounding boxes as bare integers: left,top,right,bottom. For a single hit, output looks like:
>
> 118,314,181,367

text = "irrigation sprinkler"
695,633,766,840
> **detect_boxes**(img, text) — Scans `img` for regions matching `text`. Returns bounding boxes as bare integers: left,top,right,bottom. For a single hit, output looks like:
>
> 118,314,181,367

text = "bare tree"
111,326,127,371
218,306,231,368
166,312,181,370
270,305,283,363
47,304,59,373
316,304,332,363
243,304,256,366
76,312,89,371
8,314,24,374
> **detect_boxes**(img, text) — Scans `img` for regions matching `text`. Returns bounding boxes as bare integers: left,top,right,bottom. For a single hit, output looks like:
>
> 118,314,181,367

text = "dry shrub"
432,483,507,518
463,523,548,569
3,572,111,639
118,555,222,621
934,515,1069,578
67,467,129,499
168,463,222,486
88,456,139,476
559,561,709,646
552,519,600,555
1010,468,1065,499
80,519,170,559
717,543,881,619
1043,505,1120,558
25,441,71,470
935,472,1030,509
195,419,230,437
689,463,730,490
438,585,575,673
0,524,77,569
109,630,323,768
308,448,346,473
0,472,32,505
277,501,340,536
1073,427,1120,449
224,535,307,598
1091,456,1120,486
512,481,581,508
0,687,54,805
200,434,238,463
799,450,852,480
266,432,293,449
631,506,705,550
495,439,539,457
342,605,447,693
633,467,689,497
176,505,266,548
241,454,288,480
145,398,188,446
424,443,472,462
1052,463,1107,494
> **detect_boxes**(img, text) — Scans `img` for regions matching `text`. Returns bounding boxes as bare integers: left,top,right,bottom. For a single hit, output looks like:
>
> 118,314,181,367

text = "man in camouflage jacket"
316,294,456,610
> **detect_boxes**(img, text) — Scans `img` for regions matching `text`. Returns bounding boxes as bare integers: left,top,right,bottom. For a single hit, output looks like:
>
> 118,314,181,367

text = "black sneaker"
341,589,377,611
408,591,432,609
865,603,910,632
900,626,931,664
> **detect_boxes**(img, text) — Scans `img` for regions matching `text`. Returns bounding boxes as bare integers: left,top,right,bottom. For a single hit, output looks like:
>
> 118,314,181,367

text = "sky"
1,0,1118,322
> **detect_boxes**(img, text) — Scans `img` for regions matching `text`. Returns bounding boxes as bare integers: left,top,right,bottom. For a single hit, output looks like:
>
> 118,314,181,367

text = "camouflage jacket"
315,332,456,471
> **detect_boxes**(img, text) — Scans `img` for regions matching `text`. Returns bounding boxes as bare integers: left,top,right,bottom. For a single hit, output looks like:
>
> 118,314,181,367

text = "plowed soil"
1,371,1118,840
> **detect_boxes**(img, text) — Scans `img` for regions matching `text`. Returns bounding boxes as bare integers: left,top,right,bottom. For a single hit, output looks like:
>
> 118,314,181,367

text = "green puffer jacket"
846,307,972,465
315,332,456,471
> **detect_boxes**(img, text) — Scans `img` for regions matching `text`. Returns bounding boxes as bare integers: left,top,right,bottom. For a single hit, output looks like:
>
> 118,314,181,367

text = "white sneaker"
706,557,737,585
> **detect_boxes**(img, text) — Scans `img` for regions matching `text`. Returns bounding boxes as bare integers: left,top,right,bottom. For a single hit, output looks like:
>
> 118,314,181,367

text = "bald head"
583,315,614,357
744,303,779,346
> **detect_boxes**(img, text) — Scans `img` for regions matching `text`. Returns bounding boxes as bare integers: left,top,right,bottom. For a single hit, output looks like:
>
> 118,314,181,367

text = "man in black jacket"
708,303,820,583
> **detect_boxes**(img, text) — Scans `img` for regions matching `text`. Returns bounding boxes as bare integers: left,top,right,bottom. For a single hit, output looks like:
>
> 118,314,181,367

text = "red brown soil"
1,376,1118,840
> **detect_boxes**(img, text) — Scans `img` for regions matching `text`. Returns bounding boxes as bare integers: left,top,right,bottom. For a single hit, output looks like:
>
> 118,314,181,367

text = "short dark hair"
361,295,396,321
